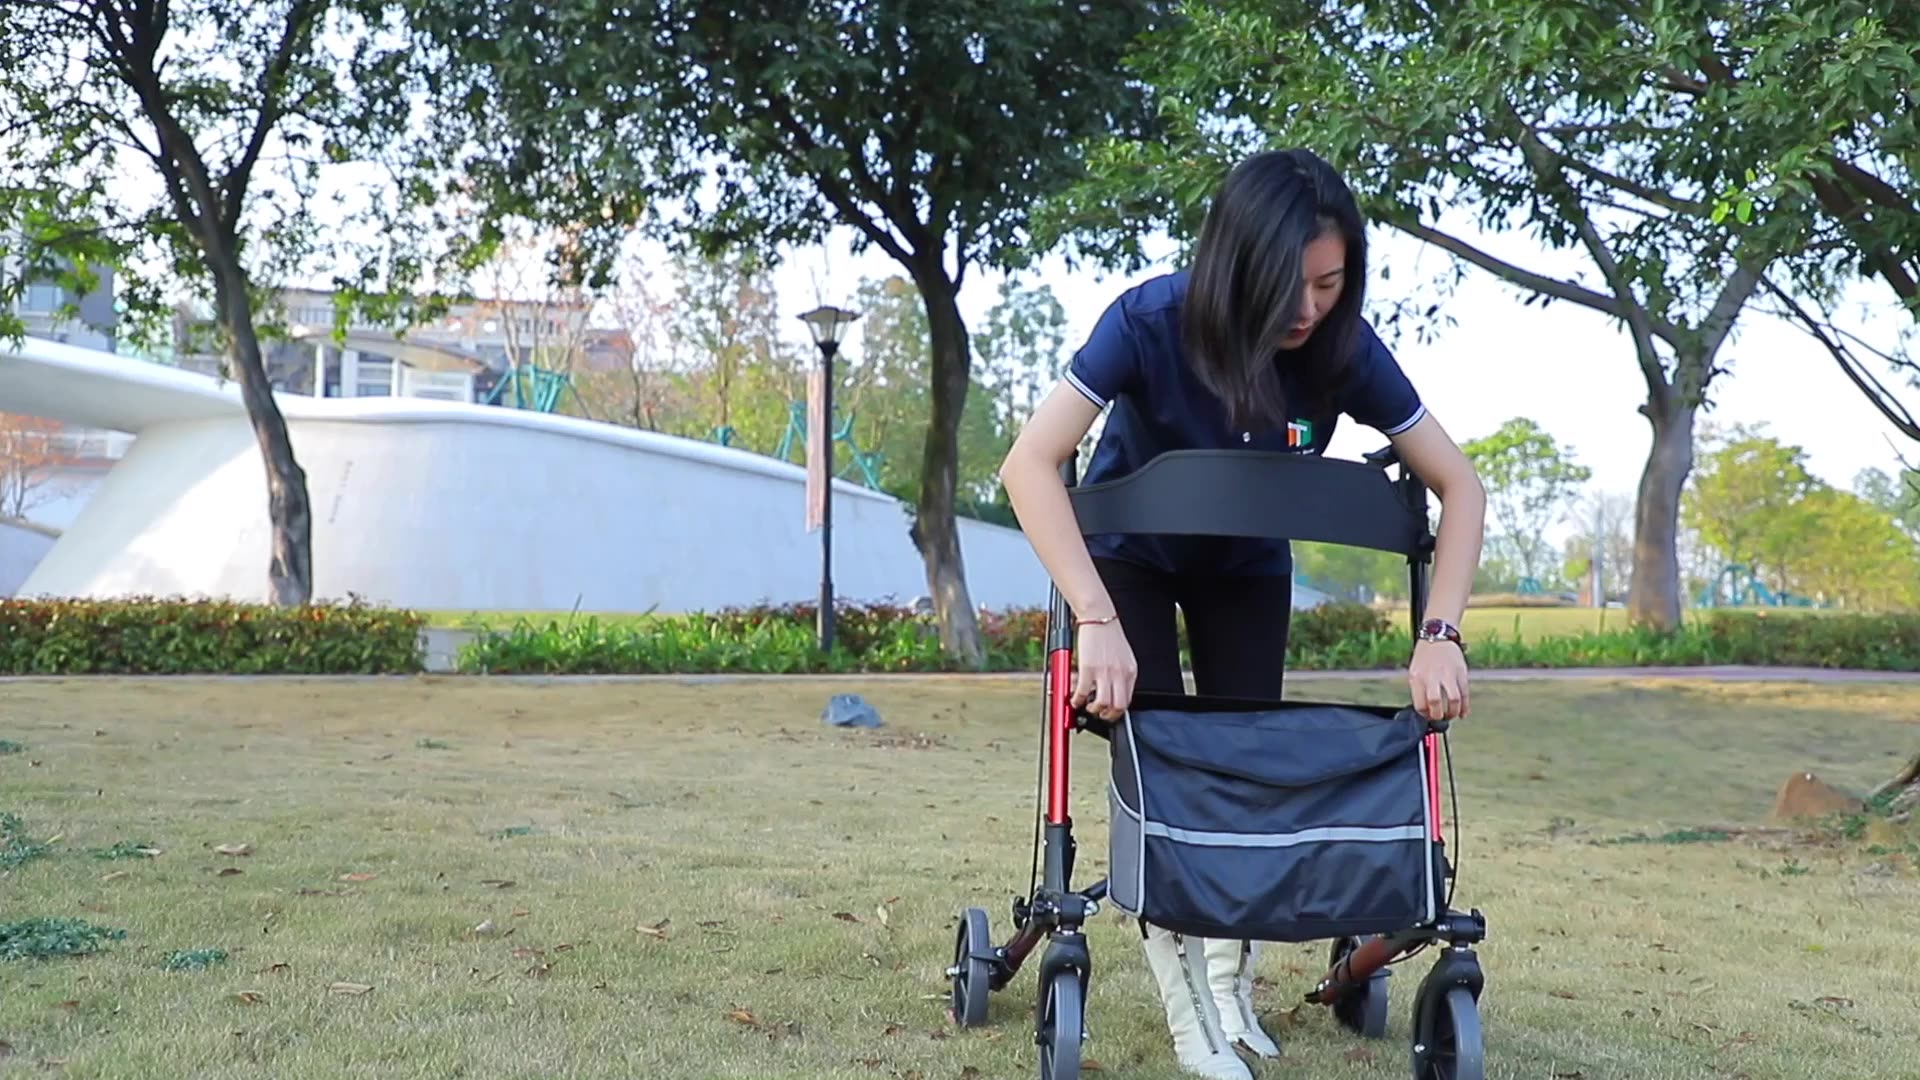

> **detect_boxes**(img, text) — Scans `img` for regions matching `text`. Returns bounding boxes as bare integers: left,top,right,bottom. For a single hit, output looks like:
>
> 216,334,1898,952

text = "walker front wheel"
1037,969,1082,1080
1412,986,1483,1080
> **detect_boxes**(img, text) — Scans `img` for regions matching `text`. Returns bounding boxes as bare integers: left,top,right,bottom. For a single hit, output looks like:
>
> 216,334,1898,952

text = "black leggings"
1093,557,1293,700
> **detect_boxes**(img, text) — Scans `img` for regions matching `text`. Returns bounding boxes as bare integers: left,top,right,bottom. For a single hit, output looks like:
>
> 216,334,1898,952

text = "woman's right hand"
1071,620,1138,722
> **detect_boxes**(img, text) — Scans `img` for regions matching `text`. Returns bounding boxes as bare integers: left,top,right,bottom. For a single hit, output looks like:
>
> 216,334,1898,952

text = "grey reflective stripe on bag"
1108,698,1441,943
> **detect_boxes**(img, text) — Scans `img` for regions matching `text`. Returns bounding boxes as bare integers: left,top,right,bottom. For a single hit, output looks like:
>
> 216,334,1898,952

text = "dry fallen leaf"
338,872,376,883
833,911,860,923
214,844,253,857
636,919,670,939
480,879,515,889
0,1040,12,1059
54,1000,79,1011
327,982,374,996
1551,990,1578,1000
235,991,267,1005
217,867,244,877
1344,1047,1376,1063
727,1008,759,1027
99,871,128,883
256,962,291,975
959,1068,982,1079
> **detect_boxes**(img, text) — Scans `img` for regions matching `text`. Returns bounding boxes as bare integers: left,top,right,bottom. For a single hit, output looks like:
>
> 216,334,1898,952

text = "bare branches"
1762,276,1920,442
1395,220,1632,320
1516,125,1676,400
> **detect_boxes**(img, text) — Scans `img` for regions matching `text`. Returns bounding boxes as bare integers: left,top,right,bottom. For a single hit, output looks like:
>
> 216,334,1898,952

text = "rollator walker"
946,446,1488,1079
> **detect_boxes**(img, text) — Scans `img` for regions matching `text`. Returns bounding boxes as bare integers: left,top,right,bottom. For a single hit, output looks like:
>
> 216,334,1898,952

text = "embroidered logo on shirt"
1287,419,1313,447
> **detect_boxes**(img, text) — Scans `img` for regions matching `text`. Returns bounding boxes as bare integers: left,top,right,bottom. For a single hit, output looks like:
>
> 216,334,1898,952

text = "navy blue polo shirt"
1064,269,1427,578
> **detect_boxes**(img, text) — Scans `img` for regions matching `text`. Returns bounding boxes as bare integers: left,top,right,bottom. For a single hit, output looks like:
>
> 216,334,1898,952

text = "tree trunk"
210,264,313,606
1627,390,1697,631
230,316,312,605
907,259,986,667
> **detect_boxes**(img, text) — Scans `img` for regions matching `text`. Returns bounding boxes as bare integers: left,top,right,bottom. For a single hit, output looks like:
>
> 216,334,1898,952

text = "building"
0,334,1051,614
163,287,633,407
1,249,117,352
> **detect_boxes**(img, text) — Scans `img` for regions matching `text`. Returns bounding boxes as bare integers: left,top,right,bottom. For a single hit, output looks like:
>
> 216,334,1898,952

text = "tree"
1793,486,1920,610
1562,490,1635,606
0,414,68,521
1695,2,1918,322
1681,427,1821,593
1854,464,1920,541
664,249,806,451
1042,1,1919,632
840,275,1015,516
410,0,1167,664
1461,418,1592,586
974,277,1070,435
567,257,688,432
0,0,431,605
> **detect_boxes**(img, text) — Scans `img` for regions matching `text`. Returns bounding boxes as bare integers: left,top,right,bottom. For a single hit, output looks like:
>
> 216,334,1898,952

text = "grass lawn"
2,674,1918,1079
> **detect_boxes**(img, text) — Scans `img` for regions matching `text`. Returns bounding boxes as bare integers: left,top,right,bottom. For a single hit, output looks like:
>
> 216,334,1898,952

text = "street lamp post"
798,304,860,653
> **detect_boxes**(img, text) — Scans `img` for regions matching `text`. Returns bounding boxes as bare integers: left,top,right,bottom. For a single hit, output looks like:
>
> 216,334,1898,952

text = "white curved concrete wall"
0,519,57,596
3,337,1051,614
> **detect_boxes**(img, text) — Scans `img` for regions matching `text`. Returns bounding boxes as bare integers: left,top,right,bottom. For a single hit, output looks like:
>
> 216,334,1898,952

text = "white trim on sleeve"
1065,369,1107,408
1382,403,1427,436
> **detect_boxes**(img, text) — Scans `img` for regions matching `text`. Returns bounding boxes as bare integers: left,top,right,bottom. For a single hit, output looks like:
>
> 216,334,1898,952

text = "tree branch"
1698,259,1765,360
1514,126,1677,401
757,93,914,266
1762,275,1920,442
1394,220,1632,318
223,0,322,234
1556,156,1714,217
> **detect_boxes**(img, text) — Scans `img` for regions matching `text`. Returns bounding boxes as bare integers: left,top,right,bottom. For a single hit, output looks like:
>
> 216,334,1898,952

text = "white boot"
1139,924,1253,1080
1206,938,1282,1059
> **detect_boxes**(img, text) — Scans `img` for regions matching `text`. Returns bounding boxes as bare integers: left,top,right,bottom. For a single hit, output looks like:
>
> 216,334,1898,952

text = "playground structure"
1694,563,1819,609
714,398,886,492
482,360,575,414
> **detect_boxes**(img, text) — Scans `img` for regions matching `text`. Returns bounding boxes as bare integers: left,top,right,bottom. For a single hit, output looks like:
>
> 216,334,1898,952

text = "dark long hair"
1180,149,1368,432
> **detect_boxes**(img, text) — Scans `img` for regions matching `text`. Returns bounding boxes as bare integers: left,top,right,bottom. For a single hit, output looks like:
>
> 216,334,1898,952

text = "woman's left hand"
1408,640,1470,721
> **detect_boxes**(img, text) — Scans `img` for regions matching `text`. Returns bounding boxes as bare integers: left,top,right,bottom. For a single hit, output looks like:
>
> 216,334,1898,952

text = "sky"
754,212,1919,512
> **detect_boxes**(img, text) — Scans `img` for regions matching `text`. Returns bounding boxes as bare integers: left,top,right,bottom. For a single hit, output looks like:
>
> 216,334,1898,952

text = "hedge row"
0,597,1915,676
453,600,1920,675
0,597,423,675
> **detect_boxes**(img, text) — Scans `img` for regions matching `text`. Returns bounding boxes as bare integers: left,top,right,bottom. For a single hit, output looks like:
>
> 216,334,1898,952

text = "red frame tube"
1047,647,1074,824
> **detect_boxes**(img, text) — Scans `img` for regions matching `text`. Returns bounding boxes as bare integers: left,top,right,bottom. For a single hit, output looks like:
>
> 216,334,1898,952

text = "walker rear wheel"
950,908,993,1028
1328,936,1390,1038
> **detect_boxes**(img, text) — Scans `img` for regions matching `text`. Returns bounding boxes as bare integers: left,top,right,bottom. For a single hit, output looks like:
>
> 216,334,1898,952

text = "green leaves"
1463,418,1595,584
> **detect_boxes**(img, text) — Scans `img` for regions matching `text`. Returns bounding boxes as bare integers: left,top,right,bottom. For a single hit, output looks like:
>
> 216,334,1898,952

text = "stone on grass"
823,693,883,729
1770,770,1862,823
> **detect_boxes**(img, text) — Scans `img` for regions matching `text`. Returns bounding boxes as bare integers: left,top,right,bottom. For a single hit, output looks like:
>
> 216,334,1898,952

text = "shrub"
0,596,424,675
457,602,1920,676
1287,601,1393,657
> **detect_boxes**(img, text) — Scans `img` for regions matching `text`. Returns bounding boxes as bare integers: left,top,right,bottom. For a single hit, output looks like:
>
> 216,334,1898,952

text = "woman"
998,149,1485,1079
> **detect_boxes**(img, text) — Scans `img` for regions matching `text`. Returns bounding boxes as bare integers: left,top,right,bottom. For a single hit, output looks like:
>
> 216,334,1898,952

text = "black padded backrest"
1067,449,1431,558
